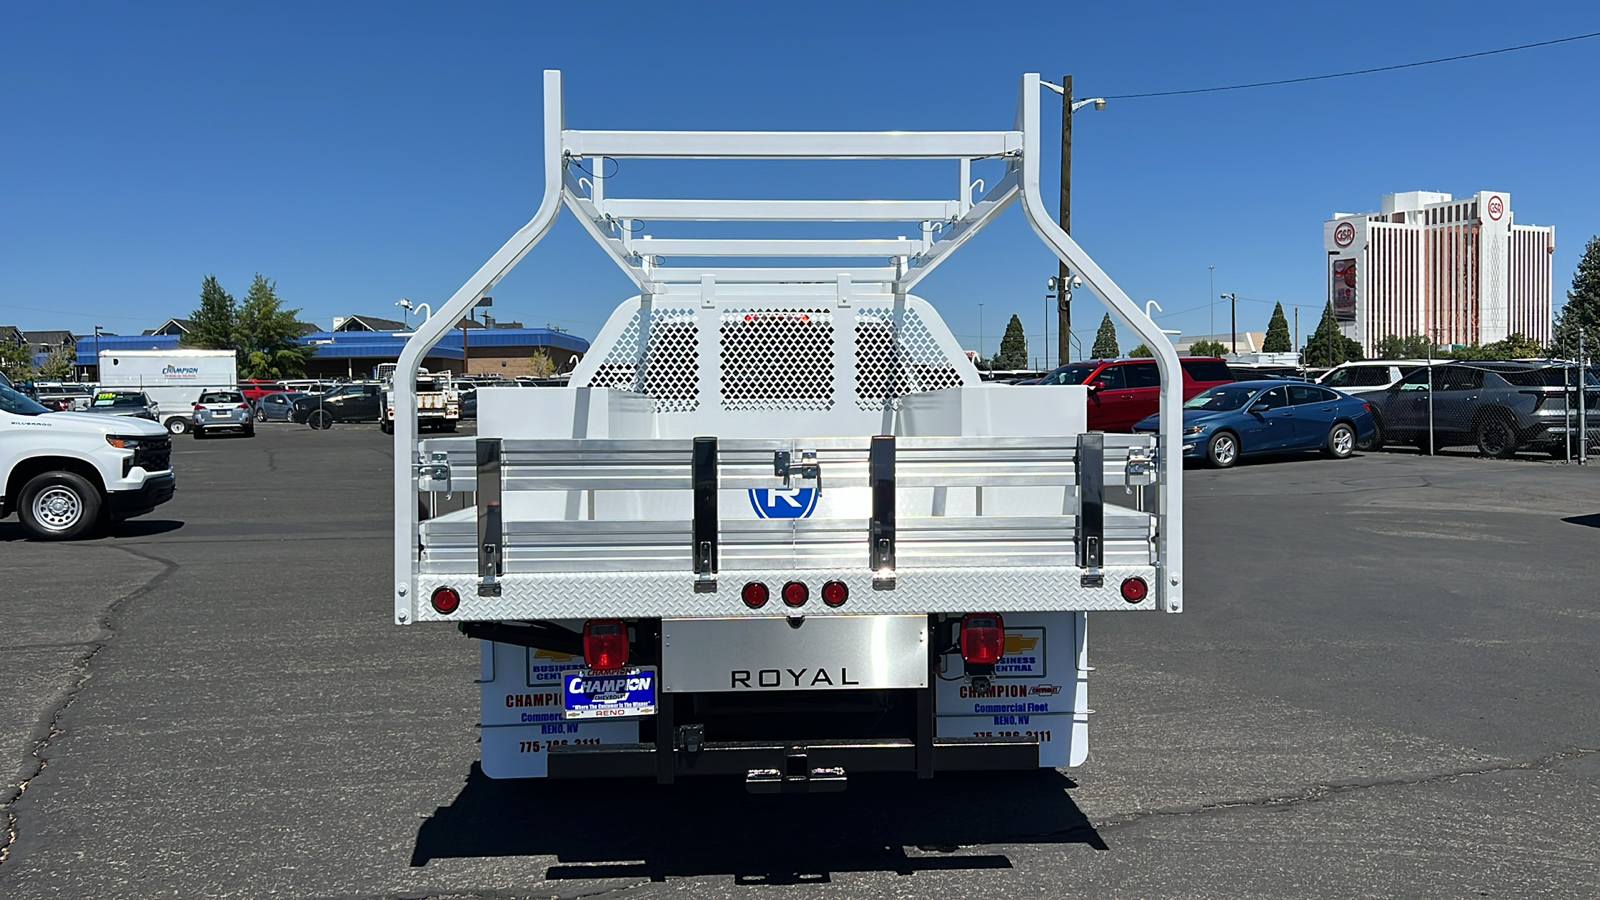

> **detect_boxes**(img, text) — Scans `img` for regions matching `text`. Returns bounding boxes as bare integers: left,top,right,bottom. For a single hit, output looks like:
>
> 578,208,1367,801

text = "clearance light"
430,586,461,615
742,581,770,608
821,581,848,607
583,619,629,671
959,614,1005,665
782,581,809,608
1120,576,1149,603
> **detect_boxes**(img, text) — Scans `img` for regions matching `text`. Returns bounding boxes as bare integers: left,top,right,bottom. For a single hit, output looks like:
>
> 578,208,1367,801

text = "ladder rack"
391,71,1186,623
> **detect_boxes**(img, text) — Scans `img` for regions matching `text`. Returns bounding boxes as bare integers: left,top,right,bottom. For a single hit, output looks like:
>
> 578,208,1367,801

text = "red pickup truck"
1035,357,1234,431
238,379,288,402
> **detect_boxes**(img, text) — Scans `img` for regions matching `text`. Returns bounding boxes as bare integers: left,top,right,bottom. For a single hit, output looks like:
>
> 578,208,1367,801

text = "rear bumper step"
546,736,1038,784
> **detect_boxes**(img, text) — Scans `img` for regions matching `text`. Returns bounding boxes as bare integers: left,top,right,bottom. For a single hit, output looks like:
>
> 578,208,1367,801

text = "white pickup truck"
389,72,1183,792
1,382,175,539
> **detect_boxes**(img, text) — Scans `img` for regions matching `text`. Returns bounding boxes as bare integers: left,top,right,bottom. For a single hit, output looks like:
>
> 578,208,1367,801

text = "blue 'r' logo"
748,488,819,519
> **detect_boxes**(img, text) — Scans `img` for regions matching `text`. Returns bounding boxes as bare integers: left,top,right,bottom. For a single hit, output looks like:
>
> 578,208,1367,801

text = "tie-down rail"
408,433,1160,622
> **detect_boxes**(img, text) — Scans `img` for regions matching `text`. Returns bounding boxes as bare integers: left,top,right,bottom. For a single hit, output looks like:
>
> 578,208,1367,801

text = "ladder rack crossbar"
563,129,1022,159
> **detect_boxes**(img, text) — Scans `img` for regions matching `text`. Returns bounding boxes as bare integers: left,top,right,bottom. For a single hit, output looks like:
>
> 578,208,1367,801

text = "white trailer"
99,349,238,435
391,72,1183,791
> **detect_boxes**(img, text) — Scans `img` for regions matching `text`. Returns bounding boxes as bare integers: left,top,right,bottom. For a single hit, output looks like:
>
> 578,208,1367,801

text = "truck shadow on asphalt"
411,764,1105,883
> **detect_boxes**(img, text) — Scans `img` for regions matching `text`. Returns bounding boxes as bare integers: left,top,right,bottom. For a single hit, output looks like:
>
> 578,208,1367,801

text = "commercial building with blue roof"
73,316,588,380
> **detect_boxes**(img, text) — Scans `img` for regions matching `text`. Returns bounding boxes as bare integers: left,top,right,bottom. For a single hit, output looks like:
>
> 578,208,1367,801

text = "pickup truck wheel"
165,417,189,435
380,420,394,435
18,472,102,541
1205,431,1239,468
441,420,457,433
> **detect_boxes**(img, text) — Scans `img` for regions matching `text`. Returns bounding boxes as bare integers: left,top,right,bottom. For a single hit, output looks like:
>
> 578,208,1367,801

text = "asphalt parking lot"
2,423,1599,899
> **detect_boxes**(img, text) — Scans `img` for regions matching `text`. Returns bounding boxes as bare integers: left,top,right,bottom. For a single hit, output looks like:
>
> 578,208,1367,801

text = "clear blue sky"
3,1,1597,362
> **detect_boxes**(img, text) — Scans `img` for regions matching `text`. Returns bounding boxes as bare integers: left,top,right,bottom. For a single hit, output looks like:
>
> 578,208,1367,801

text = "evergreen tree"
1091,313,1119,358
1551,235,1600,359
1263,302,1292,352
1128,343,1153,358
1189,339,1229,357
234,274,315,379
184,275,238,350
1301,301,1364,367
995,314,1028,369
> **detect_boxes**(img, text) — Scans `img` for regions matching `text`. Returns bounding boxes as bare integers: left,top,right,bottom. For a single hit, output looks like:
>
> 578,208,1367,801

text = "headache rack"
390,71,1184,623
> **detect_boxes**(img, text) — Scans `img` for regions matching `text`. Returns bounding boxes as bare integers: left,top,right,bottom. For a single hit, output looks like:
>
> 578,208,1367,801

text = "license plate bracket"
562,666,657,719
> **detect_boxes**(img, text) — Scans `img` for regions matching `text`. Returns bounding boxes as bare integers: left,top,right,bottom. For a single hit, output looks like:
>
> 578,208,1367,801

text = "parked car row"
1027,355,1597,466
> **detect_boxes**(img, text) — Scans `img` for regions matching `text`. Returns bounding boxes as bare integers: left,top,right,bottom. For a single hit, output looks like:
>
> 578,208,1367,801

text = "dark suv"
1367,361,1600,457
291,383,381,429
1035,357,1235,431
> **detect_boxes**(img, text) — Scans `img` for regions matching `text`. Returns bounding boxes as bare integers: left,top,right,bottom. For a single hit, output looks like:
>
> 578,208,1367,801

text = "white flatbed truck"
391,72,1184,791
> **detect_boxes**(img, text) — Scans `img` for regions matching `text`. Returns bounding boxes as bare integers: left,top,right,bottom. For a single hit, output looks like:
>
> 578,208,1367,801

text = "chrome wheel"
1329,424,1355,458
32,486,83,532
1207,432,1238,468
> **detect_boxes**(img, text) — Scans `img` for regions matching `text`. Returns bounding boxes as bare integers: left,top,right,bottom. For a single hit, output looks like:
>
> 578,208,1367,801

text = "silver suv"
1318,361,1434,397
1367,361,1599,457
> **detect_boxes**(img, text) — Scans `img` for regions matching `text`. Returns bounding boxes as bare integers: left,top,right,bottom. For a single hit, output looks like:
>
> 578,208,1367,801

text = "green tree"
1091,313,1119,358
1189,339,1229,357
234,274,315,379
0,337,33,382
527,350,556,378
1301,302,1364,367
994,314,1028,369
1263,302,1293,353
1376,334,1435,359
1128,342,1153,358
184,274,238,350
1446,334,1546,361
1551,235,1600,359
37,344,76,380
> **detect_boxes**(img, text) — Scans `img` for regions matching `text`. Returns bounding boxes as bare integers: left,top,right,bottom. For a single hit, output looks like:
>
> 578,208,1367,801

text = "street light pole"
1209,266,1215,339
92,325,102,383
1219,293,1237,355
978,302,984,369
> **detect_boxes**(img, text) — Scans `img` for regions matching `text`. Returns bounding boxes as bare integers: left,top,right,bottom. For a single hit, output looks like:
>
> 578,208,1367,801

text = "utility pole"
1058,74,1072,368
978,302,985,370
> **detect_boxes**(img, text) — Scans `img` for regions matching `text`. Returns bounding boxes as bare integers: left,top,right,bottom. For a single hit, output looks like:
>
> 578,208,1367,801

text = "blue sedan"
1134,380,1376,468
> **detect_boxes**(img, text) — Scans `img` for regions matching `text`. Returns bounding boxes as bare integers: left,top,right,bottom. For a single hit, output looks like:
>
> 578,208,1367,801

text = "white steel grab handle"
392,70,567,624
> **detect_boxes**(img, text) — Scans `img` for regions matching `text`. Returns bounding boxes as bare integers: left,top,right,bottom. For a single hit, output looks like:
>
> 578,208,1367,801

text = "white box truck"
98,349,237,435
389,72,1183,791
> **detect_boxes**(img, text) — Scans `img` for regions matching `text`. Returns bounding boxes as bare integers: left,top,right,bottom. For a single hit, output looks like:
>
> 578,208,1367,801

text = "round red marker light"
782,581,809,607
821,580,848,607
430,586,461,615
1120,577,1148,603
742,581,769,608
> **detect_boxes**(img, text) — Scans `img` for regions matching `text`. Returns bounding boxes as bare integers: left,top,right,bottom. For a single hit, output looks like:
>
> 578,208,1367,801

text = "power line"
1102,30,1600,100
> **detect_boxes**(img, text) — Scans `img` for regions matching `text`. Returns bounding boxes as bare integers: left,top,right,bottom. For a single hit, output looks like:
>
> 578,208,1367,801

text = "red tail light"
193,404,204,412
583,618,629,671
960,614,1005,665
237,403,250,409
1120,576,1149,603
782,581,809,607
742,581,769,608
429,586,460,615
821,580,848,607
